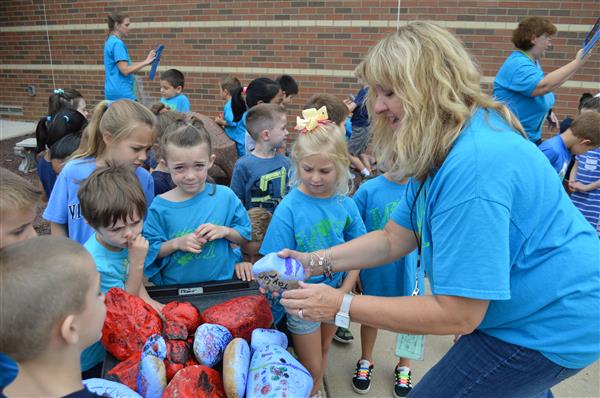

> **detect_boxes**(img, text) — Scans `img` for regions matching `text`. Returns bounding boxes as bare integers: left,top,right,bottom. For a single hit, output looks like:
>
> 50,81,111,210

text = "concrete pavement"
0,119,36,141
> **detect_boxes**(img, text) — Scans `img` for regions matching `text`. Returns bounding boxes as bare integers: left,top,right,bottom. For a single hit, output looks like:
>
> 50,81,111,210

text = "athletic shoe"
352,359,374,394
393,366,412,398
333,326,354,343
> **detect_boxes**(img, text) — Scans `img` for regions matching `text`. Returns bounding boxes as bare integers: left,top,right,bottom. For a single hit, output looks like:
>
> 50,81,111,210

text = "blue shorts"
286,275,343,335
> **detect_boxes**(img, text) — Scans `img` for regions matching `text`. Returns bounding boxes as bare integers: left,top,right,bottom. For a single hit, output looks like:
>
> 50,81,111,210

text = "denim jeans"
409,330,581,398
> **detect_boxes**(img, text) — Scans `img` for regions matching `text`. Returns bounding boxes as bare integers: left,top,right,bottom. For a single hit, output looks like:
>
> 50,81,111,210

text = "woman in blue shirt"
493,17,589,145
104,13,156,101
279,22,599,398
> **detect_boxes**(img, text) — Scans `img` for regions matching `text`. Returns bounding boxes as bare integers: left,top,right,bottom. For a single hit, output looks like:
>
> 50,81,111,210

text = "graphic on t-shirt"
249,167,288,210
171,228,217,266
369,200,400,230
68,203,82,220
294,217,348,252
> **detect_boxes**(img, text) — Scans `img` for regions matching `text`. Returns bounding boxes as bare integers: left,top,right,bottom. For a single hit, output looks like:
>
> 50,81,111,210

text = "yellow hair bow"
295,106,329,133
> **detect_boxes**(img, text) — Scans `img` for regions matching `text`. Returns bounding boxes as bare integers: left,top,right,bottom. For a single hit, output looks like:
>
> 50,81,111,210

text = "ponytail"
72,101,110,160
35,116,50,153
107,12,128,33
230,86,247,122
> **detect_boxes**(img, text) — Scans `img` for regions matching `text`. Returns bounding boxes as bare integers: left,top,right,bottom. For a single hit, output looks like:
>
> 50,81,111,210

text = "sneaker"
352,359,374,394
393,366,412,398
333,327,354,344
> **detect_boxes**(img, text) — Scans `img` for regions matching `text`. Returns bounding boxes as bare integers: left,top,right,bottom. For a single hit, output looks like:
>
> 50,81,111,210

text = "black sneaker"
352,359,374,394
333,326,354,344
393,366,412,398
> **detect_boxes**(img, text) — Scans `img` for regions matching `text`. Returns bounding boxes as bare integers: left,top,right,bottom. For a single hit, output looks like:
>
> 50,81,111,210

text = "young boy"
276,74,299,107
215,76,242,140
347,75,375,177
230,103,290,212
77,164,163,376
160,69,191,112
305,94,372,180
0,236,106,398
539,112,600,180
0,168,41,392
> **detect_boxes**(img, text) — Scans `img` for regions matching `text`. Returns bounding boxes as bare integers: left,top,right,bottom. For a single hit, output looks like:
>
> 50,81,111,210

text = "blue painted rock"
250,328,288,353
193,323,233,368
137,334,167,398
222,338,251,398
83,378,143,398
252,253,305,293
246,344,313,398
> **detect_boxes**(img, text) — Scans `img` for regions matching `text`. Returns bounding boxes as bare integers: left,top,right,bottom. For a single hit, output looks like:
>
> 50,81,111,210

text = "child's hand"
214,114,226,127
175,233,205,254
128,234,149,267
569,180,591,192
344,98,357,112
196,223,229,242
235,262,254,281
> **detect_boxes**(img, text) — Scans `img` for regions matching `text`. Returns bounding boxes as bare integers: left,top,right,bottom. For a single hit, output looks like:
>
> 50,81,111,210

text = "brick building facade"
1,1,598,139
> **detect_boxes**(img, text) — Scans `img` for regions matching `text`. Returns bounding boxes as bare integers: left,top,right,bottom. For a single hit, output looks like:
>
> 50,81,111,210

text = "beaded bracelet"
308,249,333,280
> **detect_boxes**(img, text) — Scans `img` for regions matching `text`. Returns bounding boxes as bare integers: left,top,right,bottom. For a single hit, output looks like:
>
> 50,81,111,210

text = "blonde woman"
279,22,599,397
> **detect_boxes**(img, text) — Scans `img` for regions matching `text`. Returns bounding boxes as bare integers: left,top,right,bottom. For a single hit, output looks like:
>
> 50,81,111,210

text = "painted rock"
222,338,251,398
162,301,203,334
164,339,198,381
203,295,273,341
252,253,305,293
246,344,313,398
250,328,288,353
105,352,141,392
83,378,143,398
102,288,163,361
162,364,226,398
137,334,167,398
193,323,233,368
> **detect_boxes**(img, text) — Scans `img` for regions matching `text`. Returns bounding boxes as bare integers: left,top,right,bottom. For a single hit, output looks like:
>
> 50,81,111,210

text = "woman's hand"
145,49,157,65
276,248,314,279
280,282,344,323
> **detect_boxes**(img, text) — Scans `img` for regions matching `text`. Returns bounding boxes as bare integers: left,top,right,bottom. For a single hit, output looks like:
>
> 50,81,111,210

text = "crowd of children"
1,39,599,397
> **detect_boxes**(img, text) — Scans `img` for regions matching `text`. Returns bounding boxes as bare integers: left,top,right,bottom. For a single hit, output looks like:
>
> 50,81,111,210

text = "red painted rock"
164,339,198,381
162,301,203,335
105,352,141,392
202,295,273,341
101,288,163,361
162,365,226,398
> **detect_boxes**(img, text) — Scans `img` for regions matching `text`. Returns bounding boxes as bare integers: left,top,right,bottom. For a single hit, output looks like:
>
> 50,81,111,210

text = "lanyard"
518,50,540,67
410,181,427,296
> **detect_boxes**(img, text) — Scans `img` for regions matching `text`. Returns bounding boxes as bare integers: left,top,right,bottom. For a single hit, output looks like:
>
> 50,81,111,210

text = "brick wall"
1,0,598,139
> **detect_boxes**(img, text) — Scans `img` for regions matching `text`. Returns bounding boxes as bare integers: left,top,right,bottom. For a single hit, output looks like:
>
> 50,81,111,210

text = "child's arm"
125,234,148,295
569,159,579,182
568,159,600,192
235,262,254,281
138,284,165,312
339,270,359,293
50,222,67,237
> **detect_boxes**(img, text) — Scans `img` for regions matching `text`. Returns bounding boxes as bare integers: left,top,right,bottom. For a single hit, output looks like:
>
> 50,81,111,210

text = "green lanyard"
411,182,428,296
518,50,539,67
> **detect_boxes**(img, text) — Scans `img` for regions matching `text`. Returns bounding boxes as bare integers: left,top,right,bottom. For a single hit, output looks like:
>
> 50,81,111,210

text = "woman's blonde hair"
72,100,156,160
359,21,525,181
290,122,352,196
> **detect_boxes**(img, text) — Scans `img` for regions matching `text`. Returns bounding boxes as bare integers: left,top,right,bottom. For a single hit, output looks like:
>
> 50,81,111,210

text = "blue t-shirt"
37,155,57,198
260,188,367,324
43,158,155,245
84,233,131,293
160,94,190,112
571,148,600,234
353,175,420,297
0,353,17,392
143,184,251,285
226,111,246,157
493,50,555,143
103,35,135,101
223,99,240,142
230,153,290,212
351,87,370,128
390,108,600,369
344,117,352,140
152,170,174,196
539,135,572,180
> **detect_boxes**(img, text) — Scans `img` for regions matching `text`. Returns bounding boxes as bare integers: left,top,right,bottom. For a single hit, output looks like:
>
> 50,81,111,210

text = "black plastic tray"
102,278,260,376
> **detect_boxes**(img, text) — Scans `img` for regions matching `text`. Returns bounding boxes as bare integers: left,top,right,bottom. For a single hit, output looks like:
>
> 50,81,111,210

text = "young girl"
36,88,88,197
215,76,244,152
259,109,366,397
143,118,252,286
351,169,421,397
232,77,284,155
43,99,156,245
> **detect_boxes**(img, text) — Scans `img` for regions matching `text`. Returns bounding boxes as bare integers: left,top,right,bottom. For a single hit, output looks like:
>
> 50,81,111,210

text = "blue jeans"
409,330,581,398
